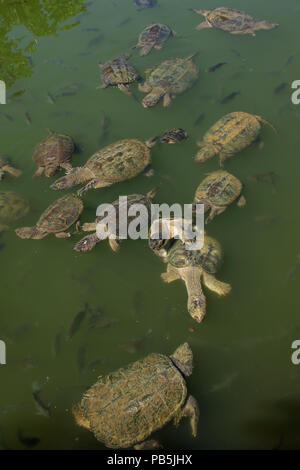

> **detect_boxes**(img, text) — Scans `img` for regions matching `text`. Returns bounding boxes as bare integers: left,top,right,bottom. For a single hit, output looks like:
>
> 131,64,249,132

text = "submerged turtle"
134,23,176,56
161,237,231,323
193,7,279,35
195,111,276,167
97,54,140,96
133,0,157,8
160,128,188,144
139,55,199,108
194,171,246,223
50,138,157,195
15,194,83,240
32,131,75,178
72,343,199,449
0,191,29,232
74,189,155,253
0,157,21,180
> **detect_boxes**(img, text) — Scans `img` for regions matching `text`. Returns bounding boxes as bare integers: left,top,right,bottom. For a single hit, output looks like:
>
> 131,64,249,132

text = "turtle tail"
256,115,278,134
15,226,47,239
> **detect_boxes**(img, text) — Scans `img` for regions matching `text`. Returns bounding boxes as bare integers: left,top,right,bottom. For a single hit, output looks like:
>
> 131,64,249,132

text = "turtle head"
170,343,193,377
188,293,206,324
15,227,47,239
195,143,218,163
142,87,165,108
74,235,98,253
255,20,279,31
50,168,89,191
72,403,90,431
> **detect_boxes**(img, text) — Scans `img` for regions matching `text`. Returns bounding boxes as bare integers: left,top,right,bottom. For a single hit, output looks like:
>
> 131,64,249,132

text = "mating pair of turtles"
73,342,199,449
194,7,278,35
98,53,199,108
149,225,231,323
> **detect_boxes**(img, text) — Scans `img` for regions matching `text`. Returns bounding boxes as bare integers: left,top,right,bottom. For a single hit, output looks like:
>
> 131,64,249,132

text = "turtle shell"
81,353,186,448
139,23,171,46
206,7,254,32
36,194,83,234
101,56,140,86
85,139,151,184
0,191,29,226
195,171,242,207
147,57,198,95
160,128,187,144
203,112,261,155
33,133,74,167
168,236,223,274
97,193,153,237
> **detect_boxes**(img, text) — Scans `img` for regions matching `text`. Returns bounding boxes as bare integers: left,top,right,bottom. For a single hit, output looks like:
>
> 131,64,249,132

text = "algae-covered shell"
33,132,74,176
36,194,83,234
0,191,29,228
86,139,151,183
136,23,173,55
168,236,223,274
195,171,242,207
80,353,186,448
147,57,198,95
100,55,140,86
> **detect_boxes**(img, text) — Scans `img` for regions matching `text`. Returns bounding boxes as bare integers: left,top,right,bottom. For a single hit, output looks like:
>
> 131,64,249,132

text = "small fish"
25,112,31,125
274,82,288,94
77,345,87,373
231,49,241,58
17,429,40,448
282,55,294,68
11,90,25,99
208,62,227,73
1,113,13,122
52,330,64,357
27,56,33,66
193,112,205,126
219,91,240,104
99,113,111,144
250,171,277,193
32,382,51,418
254,215,277,225
211,372,238,393
120,337,145,354
68,304,89,339
119,17,132,27
87,34,103,48
46,92,55,104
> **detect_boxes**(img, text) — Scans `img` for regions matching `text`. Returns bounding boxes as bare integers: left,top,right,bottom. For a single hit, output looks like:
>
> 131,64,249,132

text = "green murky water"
1,0,300,450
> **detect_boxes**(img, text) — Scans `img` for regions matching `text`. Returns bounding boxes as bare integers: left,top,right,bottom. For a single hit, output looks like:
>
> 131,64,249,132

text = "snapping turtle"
133,0,157,8
161,237,231,323
0,191,29,232
0,157,21,180
32,131,75,178
193,7,279,35
74,189,155,253
15,194,83,240
134,23,176,56
195,111,276,166
161,128,188,144
97,54,140,96
139,55,199,108
50,138,157,196
194,171,246,223
72,343,199,449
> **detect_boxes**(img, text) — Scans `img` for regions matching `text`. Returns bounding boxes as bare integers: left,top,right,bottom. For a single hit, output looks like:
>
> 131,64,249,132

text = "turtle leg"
138,82,152,93
203,272,231,296
174,395,199,438
0,169,5,180
140,45,153,56
55,231,71,238
236,195,246,207
161,265,181,283
219,153,231,167
77,179,112,196
2,164,21,177
96,83,108,90
82,222,97,232
134,440,162,450
195,20,212,31
163,93,172,107
60,161,72,173
44,165,58,177
33,166,44,178
118,84,132,96
154,44,163,50
206,206,227,223
230,29,255,36
109,237,121,252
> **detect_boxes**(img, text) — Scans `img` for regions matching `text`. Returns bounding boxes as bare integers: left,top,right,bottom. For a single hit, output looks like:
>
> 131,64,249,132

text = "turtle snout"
189,296,206,323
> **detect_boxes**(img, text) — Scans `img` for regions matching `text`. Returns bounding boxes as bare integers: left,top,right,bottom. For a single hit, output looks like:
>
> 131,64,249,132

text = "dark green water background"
0,0,300,450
